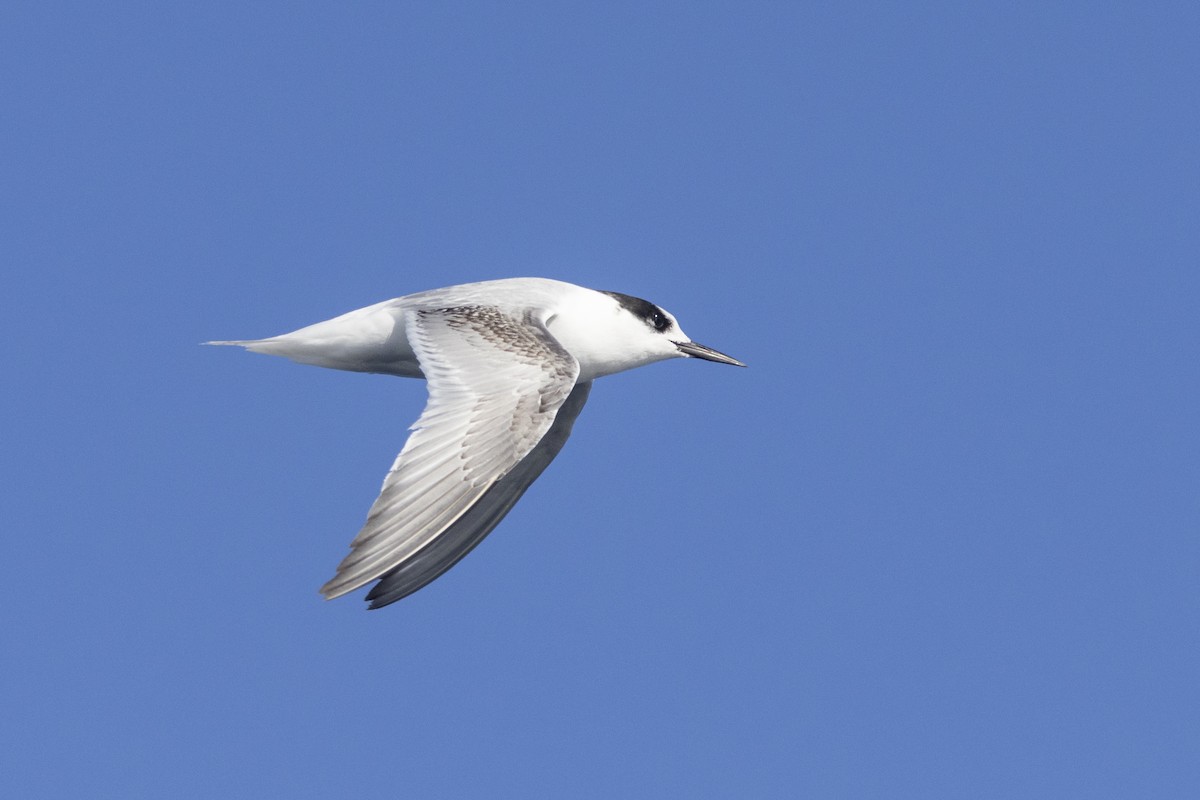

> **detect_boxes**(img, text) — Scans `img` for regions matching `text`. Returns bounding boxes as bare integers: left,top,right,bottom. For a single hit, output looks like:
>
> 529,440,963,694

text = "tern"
210,277,745,608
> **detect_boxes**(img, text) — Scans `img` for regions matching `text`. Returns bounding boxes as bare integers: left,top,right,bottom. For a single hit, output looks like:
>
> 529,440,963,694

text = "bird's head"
549,289,745,380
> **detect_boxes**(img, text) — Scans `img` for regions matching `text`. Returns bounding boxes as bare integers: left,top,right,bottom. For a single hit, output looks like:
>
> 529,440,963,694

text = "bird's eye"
649,311,670,331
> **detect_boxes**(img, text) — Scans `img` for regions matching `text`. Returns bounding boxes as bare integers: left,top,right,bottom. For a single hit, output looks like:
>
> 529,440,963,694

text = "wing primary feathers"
318,306,582,602
364,381,592,608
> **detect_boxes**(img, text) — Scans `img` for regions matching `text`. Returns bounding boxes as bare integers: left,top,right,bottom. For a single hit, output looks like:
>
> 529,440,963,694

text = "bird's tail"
202,336,310,359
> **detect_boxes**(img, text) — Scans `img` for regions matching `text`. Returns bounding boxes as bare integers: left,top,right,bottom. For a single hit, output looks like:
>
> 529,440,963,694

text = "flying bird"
209,278,744,608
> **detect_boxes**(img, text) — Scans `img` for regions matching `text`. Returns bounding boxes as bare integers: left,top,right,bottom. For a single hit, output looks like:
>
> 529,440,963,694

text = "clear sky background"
3,2,1197,797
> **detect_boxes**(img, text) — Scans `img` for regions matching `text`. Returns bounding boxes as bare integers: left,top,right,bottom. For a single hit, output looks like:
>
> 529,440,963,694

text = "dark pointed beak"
675,340,747,367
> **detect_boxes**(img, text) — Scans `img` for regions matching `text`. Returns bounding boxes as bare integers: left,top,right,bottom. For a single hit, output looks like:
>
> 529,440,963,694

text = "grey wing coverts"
318,305,588,607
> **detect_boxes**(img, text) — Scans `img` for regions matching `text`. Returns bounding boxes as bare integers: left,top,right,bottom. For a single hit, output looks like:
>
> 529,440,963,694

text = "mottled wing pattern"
319,306,580,600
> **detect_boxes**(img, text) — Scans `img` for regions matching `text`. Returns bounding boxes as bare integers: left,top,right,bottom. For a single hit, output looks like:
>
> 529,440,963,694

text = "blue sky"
3,2,1198,797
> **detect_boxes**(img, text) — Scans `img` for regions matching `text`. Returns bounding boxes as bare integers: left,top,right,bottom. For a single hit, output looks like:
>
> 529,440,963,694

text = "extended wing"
319,306,581,602
363,380,592,608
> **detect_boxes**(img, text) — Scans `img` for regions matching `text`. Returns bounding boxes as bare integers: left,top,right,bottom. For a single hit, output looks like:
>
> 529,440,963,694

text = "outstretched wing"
319,305,580,601
363,380,592,608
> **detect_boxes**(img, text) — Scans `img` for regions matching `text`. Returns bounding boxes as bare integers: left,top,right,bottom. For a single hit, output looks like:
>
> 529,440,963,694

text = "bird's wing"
362,380,592,608
319,306,581,600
